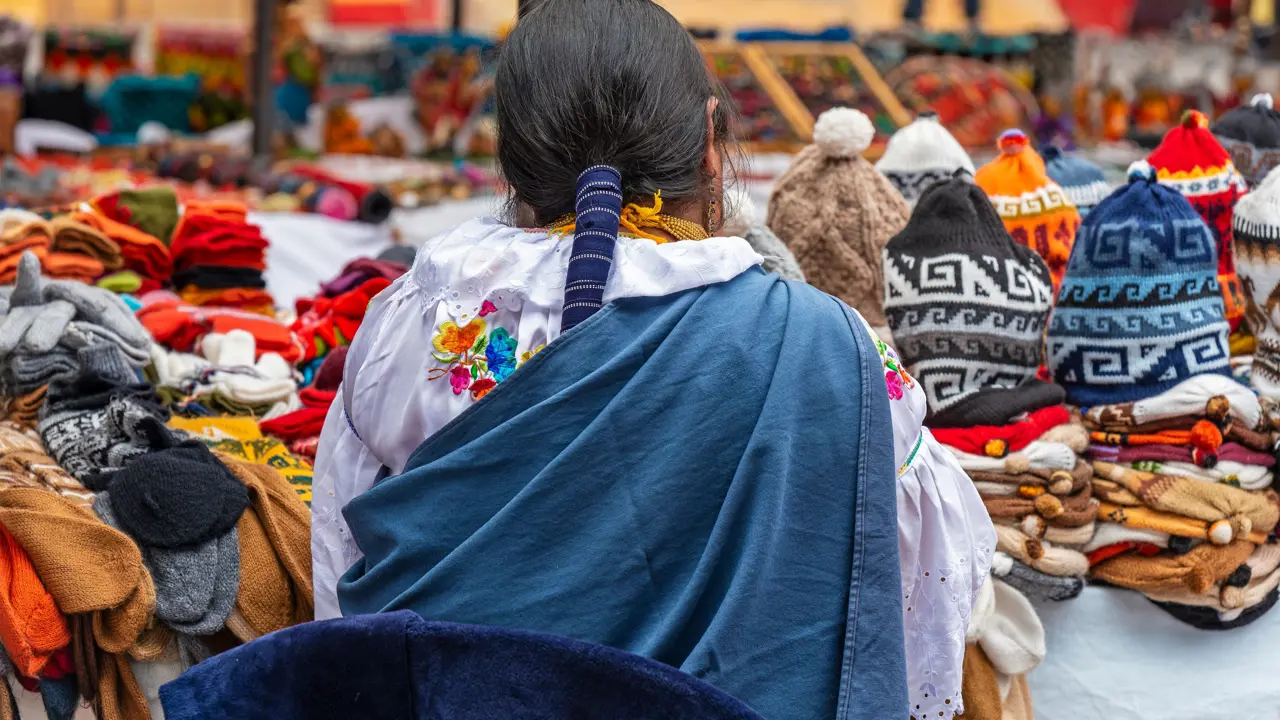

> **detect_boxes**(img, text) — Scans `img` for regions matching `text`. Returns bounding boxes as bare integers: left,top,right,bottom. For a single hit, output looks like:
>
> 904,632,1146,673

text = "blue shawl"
339,268,905,720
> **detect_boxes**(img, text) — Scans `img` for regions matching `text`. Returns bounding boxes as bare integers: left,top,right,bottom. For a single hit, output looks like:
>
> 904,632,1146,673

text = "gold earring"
706,196,720,232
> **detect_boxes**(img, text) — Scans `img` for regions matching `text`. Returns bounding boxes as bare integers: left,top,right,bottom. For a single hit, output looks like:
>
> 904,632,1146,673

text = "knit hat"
1047,163,1231,407
974,129,1081,290
1212,93,1280,188
874,110,976,204
1040,145,1110,216
720,192,805,282
768,107,910,329
883,175,1060,427
1233,167,1280,397
1147,110,1249,332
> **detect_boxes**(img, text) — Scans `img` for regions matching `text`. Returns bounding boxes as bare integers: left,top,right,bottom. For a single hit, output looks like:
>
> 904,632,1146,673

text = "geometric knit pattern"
975,130,1081,291
884,250,1054,414
884,176,1055,416
1233,172,1280,398
875,110,975,205
880,169,956,204
1149,111,1249,332
1212,94,1280,188
1047,176,1231,407
1042,145,1111,215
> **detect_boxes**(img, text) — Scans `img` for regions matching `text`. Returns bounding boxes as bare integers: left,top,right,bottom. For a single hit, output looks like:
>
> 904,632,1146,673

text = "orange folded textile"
70,211,172,281
0,523,70,677
180,286,276,316
182,200,249,222
1097,502,1272,545
50,216,124,271
0,245,48,284
0,219,52,247
42,252,105,283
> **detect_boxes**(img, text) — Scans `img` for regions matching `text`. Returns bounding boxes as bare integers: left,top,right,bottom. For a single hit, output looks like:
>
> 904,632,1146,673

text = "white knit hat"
1234,166,1280,398
875,110,976,204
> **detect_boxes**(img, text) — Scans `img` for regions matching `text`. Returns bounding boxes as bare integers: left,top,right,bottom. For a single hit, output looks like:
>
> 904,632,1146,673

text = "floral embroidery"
429,313,530,402
874,336,914,399
520,345,546,366
486,328,518,382
885,370,904,400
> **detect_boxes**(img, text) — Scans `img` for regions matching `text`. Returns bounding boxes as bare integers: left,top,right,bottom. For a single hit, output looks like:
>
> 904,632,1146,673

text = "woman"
313,1,992,718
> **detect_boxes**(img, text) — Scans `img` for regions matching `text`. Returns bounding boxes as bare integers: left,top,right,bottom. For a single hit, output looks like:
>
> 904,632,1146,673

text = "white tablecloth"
1029,586,1280,720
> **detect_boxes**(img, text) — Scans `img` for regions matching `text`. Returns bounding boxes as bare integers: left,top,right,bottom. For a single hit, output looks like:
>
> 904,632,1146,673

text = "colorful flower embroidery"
486,328,518,382
429,310,531,402
519,345,546,366
885,370,904,400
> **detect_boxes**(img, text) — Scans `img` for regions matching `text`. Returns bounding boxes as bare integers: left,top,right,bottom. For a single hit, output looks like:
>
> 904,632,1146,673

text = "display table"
1029,586,1280,720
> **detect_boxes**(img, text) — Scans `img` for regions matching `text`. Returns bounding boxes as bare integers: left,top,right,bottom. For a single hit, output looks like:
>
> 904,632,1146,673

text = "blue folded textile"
160,610,766,719
339,268,905,720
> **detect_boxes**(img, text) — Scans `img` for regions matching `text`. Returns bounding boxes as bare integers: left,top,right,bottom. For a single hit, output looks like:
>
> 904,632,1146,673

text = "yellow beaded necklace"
548,190,710,244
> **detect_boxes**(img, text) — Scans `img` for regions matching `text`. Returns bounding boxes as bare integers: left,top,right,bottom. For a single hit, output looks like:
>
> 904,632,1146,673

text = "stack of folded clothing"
169,203,273,316
1145,111,1250,349
0,252,152,405
259,346,346,460
136,291,302,363
1048,165,1280,629
884,175,1094,605
0,210,128,285
974,128,1081,291
148,329,300,419
69,209,173,292
90,187,182,249
292,276,392,364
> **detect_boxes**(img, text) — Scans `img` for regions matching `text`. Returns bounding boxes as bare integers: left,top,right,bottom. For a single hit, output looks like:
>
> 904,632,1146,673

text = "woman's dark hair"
495,0,735,226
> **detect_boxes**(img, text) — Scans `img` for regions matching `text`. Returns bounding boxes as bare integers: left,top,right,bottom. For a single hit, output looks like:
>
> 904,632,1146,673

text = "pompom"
1048,471,1074,496
1005,453,1030,474
1181,109,1209,130
1205,396,1231,423
1231,514,1253,538
1024,538,1045,560
1018,484,1046,499
996,129,1028,156
813,107,874,159
719,189,758,237
1209,518,1234,545
1019,514,1047,539
1035,493,1065,519
1192,448,1218,469
1190,419,1224,453
991,551,1014,576
983,438,1009,458
1220,585,1244,610
1253,93,1275,110
1127,160,1157,183
1042,423,1089,453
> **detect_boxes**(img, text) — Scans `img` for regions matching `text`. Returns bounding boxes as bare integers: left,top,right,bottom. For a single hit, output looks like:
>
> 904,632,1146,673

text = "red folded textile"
929,405,1071,457
299,388,338,409
170,212,268,272
260,407,329,442
136,292,302,362
1086,541,1163,567
292,278,391,362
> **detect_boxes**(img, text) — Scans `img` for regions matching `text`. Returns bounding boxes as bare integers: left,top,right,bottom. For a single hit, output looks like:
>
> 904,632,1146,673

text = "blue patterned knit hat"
1040,145,1110,216
1046,161,1231,407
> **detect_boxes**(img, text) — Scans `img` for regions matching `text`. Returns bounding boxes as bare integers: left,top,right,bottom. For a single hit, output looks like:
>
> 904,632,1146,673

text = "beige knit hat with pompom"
767,107,910,330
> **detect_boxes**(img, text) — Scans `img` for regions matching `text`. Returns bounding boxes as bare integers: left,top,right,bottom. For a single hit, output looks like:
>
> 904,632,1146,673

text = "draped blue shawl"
338,268,905,720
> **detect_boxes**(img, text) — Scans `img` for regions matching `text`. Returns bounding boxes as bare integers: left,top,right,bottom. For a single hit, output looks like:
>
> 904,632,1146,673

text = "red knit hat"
1147,110,1249,333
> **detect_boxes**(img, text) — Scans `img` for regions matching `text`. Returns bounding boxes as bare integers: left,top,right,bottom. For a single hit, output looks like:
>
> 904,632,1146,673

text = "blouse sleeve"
865,321,996,720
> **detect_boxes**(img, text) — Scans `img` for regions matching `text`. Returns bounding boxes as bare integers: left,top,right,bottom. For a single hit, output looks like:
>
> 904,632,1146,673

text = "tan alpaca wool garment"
1092,461,1280,536
1090,539,1256,596
767,109,909,327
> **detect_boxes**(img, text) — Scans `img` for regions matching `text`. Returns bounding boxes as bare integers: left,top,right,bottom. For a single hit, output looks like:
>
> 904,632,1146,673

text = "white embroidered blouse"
312,217,994,719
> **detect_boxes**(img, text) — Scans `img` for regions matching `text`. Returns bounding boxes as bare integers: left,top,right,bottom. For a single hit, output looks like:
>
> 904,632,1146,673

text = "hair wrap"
561,166,624,332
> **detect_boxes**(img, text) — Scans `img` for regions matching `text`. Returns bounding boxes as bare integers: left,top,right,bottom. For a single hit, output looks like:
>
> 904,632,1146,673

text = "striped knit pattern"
562,166,624,333
1047,178,1231,407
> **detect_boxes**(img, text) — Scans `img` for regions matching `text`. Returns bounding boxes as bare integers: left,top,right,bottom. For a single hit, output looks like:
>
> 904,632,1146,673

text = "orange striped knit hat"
975,129,1081,291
